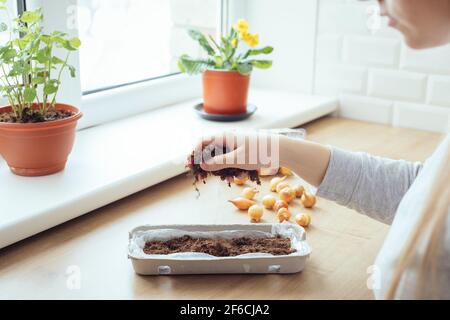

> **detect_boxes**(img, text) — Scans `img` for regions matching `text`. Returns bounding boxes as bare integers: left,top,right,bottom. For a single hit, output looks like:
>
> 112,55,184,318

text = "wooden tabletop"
0,117,443,299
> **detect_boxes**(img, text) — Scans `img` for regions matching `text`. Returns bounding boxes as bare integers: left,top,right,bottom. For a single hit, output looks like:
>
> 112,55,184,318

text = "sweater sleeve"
316,147,423,224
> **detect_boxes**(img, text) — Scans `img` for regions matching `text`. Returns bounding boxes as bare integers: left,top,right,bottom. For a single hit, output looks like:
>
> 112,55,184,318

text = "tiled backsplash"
314,0,450,132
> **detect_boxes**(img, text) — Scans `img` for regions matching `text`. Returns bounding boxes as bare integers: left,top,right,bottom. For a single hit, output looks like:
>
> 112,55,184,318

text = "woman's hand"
195,130,331,187
196,131,281,172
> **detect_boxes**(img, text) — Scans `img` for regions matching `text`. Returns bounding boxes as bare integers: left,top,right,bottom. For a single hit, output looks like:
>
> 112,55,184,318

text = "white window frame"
23,0,231,129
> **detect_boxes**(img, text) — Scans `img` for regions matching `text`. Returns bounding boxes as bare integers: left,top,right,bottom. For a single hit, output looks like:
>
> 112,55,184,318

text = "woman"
196,0,450,299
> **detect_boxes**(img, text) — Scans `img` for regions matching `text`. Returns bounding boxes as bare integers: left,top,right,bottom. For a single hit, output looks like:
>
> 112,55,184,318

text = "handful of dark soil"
143,235,295,257
186,143,261,192
0,107,73,123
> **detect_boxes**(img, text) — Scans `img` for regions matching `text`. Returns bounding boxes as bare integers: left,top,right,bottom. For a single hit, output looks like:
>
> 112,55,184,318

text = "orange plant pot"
0,103,82,177
202,70,250,115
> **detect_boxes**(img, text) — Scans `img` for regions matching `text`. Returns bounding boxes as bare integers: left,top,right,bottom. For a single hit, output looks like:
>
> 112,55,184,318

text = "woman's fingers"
200,147,261,171
193,131,280,172
193,132,238,171
200,148,238,171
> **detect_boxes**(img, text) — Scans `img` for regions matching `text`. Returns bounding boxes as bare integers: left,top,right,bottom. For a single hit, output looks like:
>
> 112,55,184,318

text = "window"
0,0,18,105
77,0,219,94
4,0,228,128
1,1,20,48
0,2,15,46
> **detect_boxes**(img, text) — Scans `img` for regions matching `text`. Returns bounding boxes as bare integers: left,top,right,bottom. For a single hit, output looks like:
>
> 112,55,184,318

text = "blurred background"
77,0,217,92
1,0,449,132
74,0,449,132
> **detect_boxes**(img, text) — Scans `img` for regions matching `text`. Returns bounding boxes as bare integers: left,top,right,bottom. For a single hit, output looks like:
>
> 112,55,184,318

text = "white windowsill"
0,89,337,249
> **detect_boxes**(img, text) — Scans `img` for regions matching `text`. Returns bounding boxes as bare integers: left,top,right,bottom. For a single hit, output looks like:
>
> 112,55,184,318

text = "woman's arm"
278,136,332,187
316,146,422,224
199,133,422,223
199,134,332,187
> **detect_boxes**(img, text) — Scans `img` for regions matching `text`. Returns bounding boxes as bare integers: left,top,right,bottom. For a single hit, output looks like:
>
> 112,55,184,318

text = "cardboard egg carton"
128,223,311,275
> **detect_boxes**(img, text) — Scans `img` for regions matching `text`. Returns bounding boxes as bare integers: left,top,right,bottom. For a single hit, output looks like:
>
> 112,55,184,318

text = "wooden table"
0,117,443,299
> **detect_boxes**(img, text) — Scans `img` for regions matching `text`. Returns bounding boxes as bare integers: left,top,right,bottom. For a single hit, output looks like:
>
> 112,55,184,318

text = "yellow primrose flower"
239,30,249,40
231,38,238,48
234,19,249,33
245,33,259,48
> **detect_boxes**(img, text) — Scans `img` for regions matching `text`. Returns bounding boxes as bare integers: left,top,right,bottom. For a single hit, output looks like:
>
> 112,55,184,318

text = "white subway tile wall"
393,102,450,133
314,0,450,132
368,69,427,102
340,94,392,124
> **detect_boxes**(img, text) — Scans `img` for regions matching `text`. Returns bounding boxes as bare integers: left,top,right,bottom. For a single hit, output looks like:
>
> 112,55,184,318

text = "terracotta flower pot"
0,103,82,176
202,70,250,115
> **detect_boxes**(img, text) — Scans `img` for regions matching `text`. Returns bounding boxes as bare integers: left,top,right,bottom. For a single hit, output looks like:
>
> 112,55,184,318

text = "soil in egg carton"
143,235,295,257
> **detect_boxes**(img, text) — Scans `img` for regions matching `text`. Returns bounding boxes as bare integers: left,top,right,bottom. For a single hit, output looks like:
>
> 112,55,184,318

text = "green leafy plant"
0,3,81,121
178,19,273,76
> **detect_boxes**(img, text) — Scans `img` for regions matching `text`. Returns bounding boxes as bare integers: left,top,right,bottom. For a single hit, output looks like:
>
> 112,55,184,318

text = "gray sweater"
317,134,450,299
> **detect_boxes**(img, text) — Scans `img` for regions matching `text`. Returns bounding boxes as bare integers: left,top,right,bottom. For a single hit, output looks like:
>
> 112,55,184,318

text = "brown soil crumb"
143,235,295,257
0,108,73,123
186,143,261,193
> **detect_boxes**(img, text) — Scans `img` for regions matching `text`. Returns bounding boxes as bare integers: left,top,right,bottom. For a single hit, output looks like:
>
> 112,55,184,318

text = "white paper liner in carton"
128,223,311,275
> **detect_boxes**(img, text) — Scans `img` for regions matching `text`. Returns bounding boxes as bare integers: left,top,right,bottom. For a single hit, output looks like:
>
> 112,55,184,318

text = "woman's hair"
386,138,450,299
